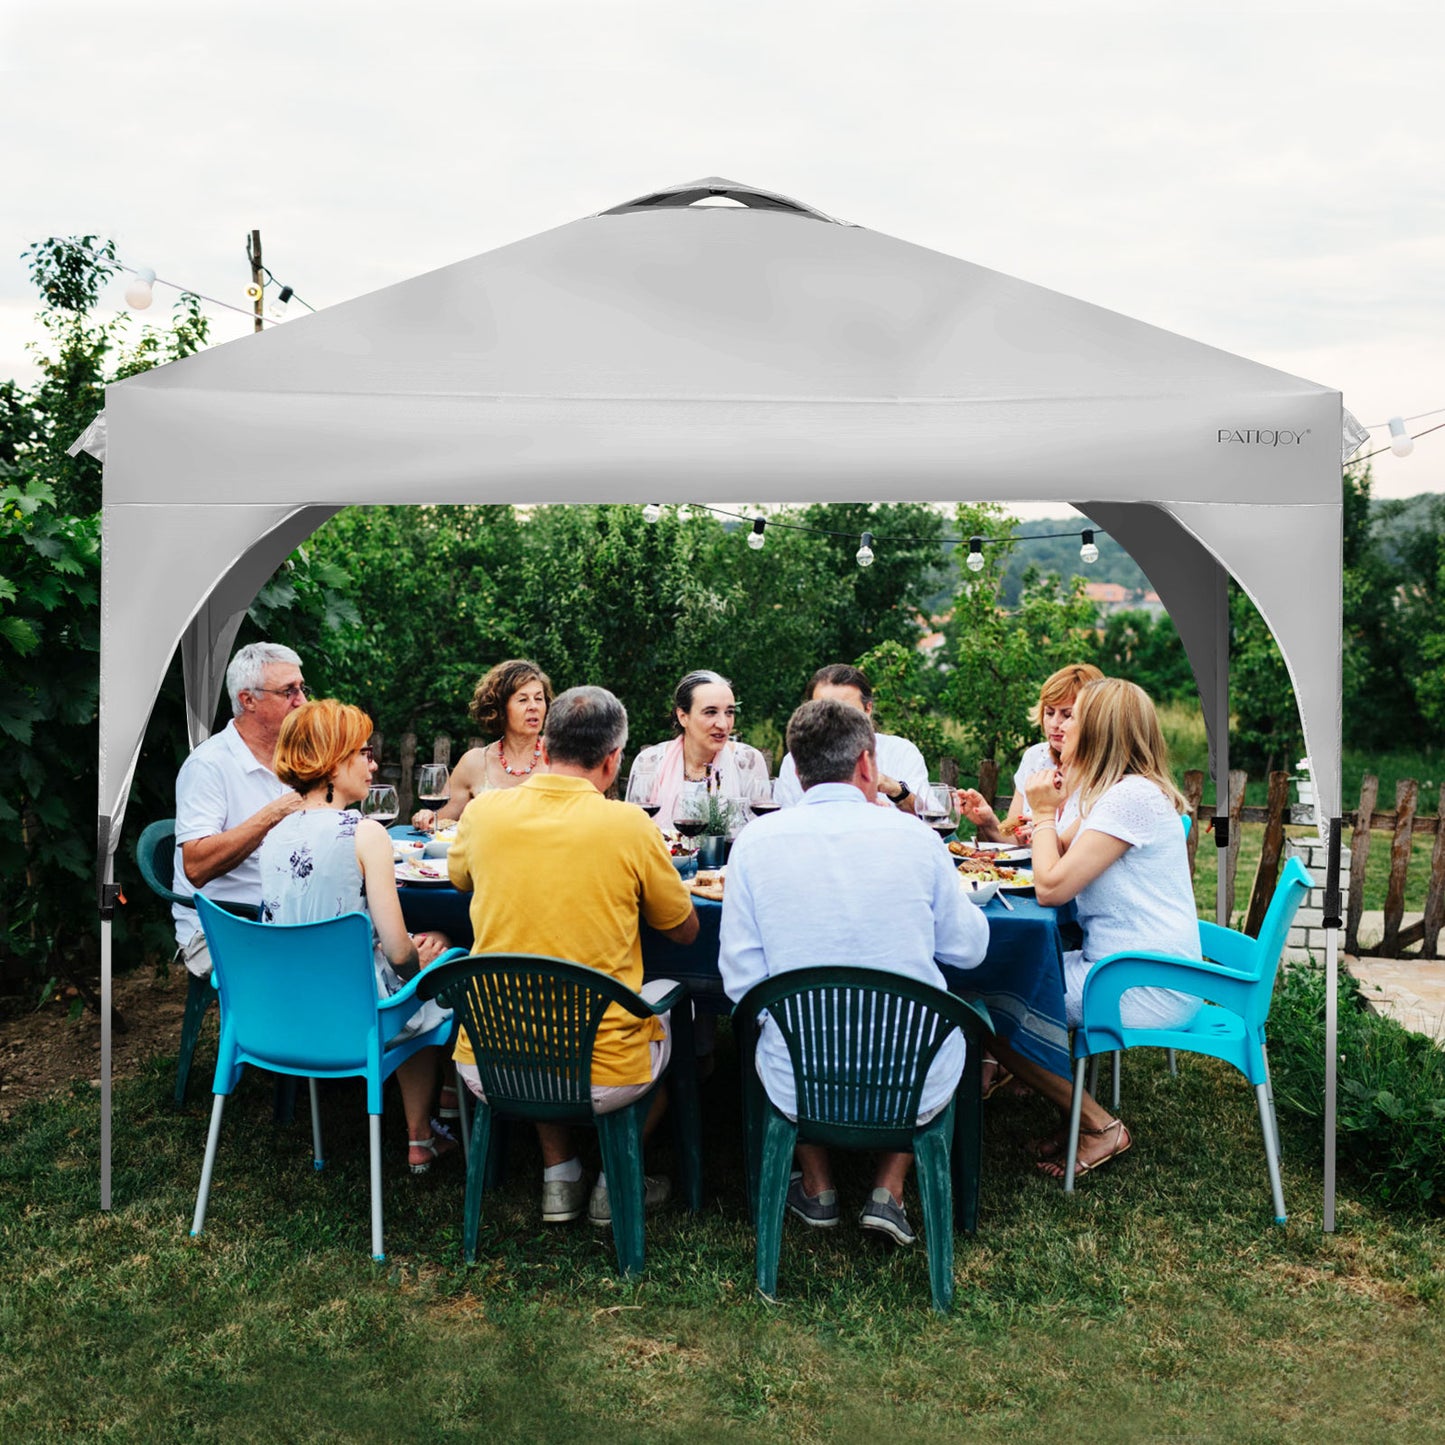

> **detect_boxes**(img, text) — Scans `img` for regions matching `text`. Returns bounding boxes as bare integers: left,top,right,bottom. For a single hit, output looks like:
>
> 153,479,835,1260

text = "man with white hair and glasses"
171,641,309,977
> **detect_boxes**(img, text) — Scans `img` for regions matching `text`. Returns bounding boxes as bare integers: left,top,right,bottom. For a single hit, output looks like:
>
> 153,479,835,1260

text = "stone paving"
1347,931,1445,1043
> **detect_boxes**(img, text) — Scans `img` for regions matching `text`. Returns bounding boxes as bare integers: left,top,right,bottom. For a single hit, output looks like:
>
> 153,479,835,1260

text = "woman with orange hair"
957,662,1104,845
261,698,456,1173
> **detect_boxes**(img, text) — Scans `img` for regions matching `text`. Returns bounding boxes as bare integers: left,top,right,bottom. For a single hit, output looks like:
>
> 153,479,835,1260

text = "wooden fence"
382,737,1445,960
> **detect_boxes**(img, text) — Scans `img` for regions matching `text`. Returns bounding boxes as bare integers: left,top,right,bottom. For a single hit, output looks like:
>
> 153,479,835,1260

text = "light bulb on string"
1388,418,1415,457
747,517,767,551
965,537,985,573
676,504,690,522
124,267,155,310
1079,529,1100,565
856,531,875,568
642,503,662,523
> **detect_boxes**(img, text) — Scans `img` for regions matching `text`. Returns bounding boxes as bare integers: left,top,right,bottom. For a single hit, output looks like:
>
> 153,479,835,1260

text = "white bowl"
958,875,999,905
393,840,424,862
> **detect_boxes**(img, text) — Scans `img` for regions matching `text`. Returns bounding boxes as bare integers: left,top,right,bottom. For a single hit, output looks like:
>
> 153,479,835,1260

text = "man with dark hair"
774,664,927,813
448,685,699,1227
720,698,988,1245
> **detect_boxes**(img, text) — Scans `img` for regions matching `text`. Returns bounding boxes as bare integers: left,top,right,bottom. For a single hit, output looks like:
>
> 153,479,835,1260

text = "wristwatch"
891,782,911,806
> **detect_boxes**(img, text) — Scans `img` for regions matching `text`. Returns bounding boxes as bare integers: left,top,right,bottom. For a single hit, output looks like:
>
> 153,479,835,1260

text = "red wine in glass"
749,800,780,816
675,819,706,839
642,803,661,818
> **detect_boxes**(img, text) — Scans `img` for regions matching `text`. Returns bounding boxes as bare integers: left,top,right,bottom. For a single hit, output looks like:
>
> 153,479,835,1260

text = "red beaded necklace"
497,737,543,776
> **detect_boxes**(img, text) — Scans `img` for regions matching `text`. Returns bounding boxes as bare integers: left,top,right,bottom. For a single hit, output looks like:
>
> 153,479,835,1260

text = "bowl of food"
393,840,424,863
958,874,999,905
422,839,452,860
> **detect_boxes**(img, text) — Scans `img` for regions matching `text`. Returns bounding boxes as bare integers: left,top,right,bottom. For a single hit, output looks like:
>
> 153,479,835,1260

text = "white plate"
971,841,1032,862
997,868,1034,892
395,858,451,886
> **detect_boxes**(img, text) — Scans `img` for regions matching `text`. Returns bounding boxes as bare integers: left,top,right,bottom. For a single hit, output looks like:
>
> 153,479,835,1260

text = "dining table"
390,826,1076,1081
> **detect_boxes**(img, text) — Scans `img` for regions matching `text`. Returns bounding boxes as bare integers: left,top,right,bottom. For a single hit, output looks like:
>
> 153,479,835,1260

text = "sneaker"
588,1174,671,1228
858,1187,916,1246
540,1172,592,1224
785,1171,839,1228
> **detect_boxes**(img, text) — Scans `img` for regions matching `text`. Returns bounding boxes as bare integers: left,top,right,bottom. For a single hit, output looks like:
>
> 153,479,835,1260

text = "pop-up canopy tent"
91,178,1355,1223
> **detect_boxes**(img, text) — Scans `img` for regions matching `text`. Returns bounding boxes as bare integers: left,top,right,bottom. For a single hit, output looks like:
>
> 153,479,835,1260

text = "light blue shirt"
720,782,990,1117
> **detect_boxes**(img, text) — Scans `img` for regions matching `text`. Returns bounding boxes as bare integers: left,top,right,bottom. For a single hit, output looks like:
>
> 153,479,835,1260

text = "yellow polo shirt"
447,773,696,1086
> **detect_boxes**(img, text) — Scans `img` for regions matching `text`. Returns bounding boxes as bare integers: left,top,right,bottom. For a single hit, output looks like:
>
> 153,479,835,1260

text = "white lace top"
1064,776,1201,968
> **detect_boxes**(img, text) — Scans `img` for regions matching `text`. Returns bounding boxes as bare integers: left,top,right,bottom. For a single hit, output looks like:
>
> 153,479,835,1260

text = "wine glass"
415,763,450,832
746,776,780,821
361,784,399,828
672,792,708,853
918,783,959,843
625,762,660,818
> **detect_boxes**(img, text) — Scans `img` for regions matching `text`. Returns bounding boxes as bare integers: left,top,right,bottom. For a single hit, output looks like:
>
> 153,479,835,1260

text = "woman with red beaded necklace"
410,659,553,831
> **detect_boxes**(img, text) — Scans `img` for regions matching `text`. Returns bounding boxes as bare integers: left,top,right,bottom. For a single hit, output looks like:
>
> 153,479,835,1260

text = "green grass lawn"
5,1023,1445,1442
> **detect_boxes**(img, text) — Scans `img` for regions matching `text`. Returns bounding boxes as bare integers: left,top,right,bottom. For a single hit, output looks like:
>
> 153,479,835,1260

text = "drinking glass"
918,783,959,843
672,792,708,852
361,784,399,827
415,763,450,831
625,762,660,818
746,777,780,819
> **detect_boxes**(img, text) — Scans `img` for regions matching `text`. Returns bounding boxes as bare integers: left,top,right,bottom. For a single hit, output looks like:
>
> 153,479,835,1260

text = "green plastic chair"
1065,856,1313,1221
732,966,994,1314
134,819,259,1105
416,954,702,1278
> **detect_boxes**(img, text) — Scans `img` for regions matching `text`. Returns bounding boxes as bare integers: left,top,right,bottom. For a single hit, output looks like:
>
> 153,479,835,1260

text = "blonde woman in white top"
991,677,1200,1181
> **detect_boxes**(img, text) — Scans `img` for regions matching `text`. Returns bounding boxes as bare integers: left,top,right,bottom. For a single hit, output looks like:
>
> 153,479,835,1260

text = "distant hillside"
923,515,1153,613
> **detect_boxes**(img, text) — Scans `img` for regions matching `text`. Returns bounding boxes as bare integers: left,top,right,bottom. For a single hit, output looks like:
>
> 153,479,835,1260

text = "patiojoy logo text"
1217,428,1309,446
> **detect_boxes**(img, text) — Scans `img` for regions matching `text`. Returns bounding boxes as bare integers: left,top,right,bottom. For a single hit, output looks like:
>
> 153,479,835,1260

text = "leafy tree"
940,502,1100,777
1094,609,1197,702
854,638,956,776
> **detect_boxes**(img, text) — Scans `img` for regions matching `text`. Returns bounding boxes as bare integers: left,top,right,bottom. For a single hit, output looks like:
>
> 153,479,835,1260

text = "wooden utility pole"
248,228,264,333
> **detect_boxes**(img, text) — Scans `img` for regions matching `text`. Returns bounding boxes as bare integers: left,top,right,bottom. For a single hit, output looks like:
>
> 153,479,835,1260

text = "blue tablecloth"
392,822,1073,1080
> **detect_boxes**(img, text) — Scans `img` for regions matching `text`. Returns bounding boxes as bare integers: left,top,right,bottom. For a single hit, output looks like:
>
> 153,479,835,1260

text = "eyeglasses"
251,683,310,701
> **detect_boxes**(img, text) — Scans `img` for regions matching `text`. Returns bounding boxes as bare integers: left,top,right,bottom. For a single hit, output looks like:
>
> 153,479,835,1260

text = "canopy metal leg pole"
100,856,115,1211
1215,567,1230,929
1323,818,1343,1233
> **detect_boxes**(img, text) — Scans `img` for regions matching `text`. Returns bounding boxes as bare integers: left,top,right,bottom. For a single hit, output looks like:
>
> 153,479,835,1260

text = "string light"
965,537,985,573
1388,418,1415,458
1079,529,1100,565
747,517,767,550
856,531,875,567
123,267,155,310
642,503,662,523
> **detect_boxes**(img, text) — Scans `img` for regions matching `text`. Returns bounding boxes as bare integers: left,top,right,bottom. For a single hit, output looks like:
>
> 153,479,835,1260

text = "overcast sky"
2,0,1441,507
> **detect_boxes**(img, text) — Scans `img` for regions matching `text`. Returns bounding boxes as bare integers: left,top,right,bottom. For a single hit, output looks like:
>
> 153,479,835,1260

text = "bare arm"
411,747,488,828
181,792,304,888
658,906,700,946
355,818,421,976
956,788,1024,842
1023,769,1129,907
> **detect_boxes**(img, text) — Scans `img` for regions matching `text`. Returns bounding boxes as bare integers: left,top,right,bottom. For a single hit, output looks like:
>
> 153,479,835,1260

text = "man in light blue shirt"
720,698,989,1245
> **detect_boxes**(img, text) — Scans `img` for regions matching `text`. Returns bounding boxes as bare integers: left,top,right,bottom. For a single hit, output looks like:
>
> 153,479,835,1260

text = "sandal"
437,1085,461,1124
980,1057,1014,1101
1037,1119,1132,1181
408,1118,459,1175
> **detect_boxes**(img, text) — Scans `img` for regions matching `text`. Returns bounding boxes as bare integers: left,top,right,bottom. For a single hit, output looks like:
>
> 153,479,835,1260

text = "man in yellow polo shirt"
448,685,699,1226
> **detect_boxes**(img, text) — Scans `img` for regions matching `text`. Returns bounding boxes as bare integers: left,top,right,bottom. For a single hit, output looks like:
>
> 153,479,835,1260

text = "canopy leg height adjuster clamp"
99,882,127,921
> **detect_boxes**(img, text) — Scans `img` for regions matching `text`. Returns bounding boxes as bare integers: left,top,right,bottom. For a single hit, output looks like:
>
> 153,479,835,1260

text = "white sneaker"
540,1172,592,1223
588,1174,671,1228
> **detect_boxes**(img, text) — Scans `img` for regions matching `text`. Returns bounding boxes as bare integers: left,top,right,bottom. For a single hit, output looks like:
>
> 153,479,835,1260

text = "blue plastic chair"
1089,811,1193,1105
1063,855,1312,1221
733,966,993,1314
416,954,702,1278
134,819,259,1105
188,894,454,1261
